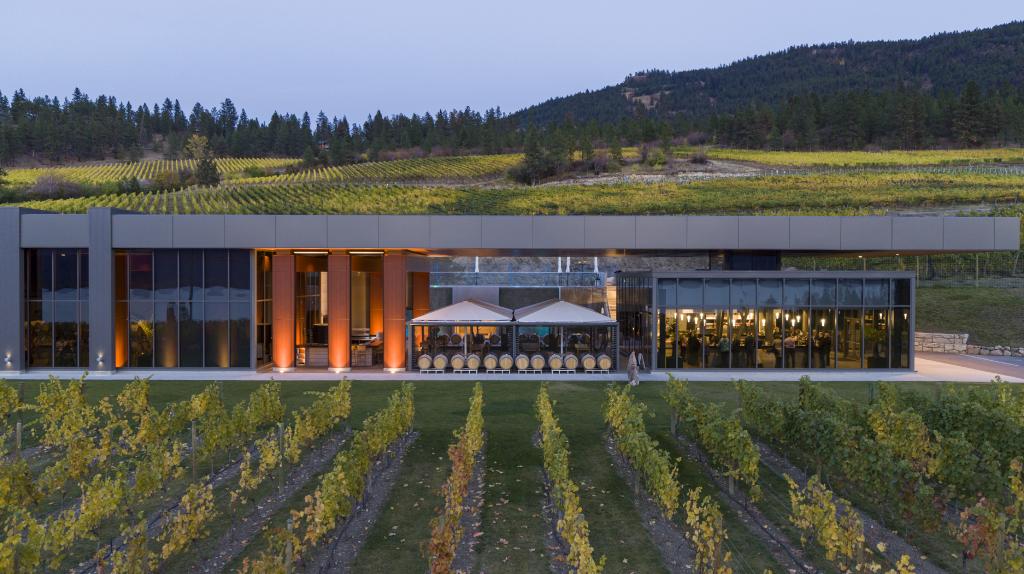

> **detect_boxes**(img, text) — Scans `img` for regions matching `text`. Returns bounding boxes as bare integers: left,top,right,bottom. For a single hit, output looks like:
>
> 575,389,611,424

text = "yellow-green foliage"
235,154,522,184
18,170,1023,215
536,385,605,573
428,383,486,574
709,147,1024,167
603,385,681,519
6,157,299,186
684,487,732,574
665,377,761,501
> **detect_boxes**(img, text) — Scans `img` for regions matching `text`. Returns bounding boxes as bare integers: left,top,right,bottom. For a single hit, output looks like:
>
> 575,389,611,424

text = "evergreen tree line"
1,80,1022,168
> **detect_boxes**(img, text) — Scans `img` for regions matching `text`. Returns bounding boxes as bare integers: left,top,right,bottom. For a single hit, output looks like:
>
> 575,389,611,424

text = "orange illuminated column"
272,253,296,370
369,271,383,336
328,253,351,370
411,272,430,348
382,252,408,370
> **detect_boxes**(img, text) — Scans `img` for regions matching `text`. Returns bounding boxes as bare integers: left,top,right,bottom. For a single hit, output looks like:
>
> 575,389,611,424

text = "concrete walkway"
6,356,1020,383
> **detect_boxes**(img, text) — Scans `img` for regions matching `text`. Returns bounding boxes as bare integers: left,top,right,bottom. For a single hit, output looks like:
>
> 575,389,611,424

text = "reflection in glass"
757,308,782,368
732,306,756,368
811,279,836,307
838,279,863,306
205,303,230,368
179,250,204,301
155,251,178,300
837,309,862,368
155,301,179,368
204,250,229,301
811,309,835,368
704,309,729,367
892,309,911,369
230,302,252,368
864,308,889,368
128,252,153,300
79,302,89,368
679,309,702,367
864,280,889,306
27,301,52,367
230,250,251,301
179,302,204,367
53,301,78,367
27,250,53,300
783,279,809,307
54,249,78,300
657,308,677,369
129,301,154,367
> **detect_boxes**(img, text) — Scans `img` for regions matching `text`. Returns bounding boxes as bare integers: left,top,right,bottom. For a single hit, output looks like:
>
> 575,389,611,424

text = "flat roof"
7,208,1019,254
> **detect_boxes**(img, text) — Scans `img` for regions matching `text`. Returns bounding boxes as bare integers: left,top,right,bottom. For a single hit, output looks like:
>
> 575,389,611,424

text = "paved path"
916,351,1024,381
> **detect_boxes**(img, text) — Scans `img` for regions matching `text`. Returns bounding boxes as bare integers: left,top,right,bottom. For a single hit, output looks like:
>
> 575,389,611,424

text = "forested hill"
516,21,1024,125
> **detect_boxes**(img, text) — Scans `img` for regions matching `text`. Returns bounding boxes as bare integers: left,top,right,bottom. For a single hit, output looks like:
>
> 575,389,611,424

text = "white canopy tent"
514,299,616,325
409,299,514,324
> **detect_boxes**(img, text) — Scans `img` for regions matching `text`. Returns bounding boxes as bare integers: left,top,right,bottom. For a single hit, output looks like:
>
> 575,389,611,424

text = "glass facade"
24,249,89,368
116,249,251,368
653,275,912,369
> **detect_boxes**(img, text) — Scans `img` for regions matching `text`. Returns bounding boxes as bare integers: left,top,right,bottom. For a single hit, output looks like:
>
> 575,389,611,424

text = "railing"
429,271,605,288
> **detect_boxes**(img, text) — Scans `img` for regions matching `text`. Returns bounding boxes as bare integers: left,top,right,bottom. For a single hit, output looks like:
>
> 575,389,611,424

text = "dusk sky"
3,1,1019,122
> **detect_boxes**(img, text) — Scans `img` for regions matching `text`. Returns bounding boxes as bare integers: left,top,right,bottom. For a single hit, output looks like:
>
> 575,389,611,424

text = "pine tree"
953,81,984,146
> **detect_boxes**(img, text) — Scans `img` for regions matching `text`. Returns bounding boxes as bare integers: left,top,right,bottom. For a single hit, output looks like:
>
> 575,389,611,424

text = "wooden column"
411,272,430,352
272,253,295,370
328,253,351,370
382,252,407,370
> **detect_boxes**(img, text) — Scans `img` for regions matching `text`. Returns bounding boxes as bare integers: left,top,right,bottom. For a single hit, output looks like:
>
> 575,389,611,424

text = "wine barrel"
466,354,481,370
417,354,433,370
563,353,579,370
547,354,563,370
499,353,514,370
530,354,545,370
483,353,499,370
597,354,613,370
514,354,530,370
450,354,466,370
581,354,597,370
432,354,449,370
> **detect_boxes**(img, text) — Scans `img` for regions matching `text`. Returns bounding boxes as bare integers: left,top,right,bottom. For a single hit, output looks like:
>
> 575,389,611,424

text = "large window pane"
129,301,154,367
179,250,204,301
864,308,890,368
656,308,677,369
757,308,782,368
27,301,52,367
811,308,835,368
154,251,178,300
179,302,204,367
703,309,729,367
864,280,889,306
27,250,52,300
79,251,89,301
79,302,89,368
230,302,252,368
128,252,153,300
204,251,229,301
757,279,782,307
678,279,702,307
892,308,911,369
837,309,862,368
155,301,179,368
705,279,729,308
838,279,863,306
811,279,836,307
205,303,230,368
783,309,809,368
731,279,756,308
115,252,128,301
53,301,78,367
783,279,809,307
657,279,677,309
229,250,251,302
892,279,911,306
54,249,78,300
679,309,702,368
732,306,756,368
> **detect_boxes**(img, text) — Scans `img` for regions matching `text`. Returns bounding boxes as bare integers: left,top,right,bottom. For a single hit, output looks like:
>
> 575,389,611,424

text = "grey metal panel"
275,215,328,248
172,215,225,248
943,217,995,250
0,209,23,371
20,214,90,247
533,216,586,249
481,216,532,249
635,216,686,249
430,216,482,249
789,216,841,250
584,216,636,249
737,217,790,250
687,216,738,249
225,215,277,248
327,215,379,248
841,217,893,250
993,217,1020,250
892,217,943,251
88,208,115,372
113,214,173,247
379,216,431,248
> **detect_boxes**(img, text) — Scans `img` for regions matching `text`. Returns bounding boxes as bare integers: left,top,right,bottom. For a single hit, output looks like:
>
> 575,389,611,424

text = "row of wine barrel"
417,352,612,371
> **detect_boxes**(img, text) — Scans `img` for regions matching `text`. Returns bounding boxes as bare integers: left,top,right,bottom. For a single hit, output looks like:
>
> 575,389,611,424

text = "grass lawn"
7,377,1001,572
916,285,1024,347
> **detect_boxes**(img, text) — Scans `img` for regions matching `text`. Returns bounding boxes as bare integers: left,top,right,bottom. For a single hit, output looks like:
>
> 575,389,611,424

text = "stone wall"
914,332,968,354
915,331,1024,357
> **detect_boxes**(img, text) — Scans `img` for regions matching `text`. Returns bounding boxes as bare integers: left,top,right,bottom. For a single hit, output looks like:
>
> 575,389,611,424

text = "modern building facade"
1,207,1018,374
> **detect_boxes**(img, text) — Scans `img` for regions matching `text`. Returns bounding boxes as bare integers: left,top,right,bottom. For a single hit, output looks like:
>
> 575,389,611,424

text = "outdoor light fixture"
2,353,10,368
96,352,104,366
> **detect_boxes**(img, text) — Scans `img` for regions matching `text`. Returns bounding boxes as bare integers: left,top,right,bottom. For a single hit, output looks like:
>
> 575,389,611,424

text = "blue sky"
2,1,1019,122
